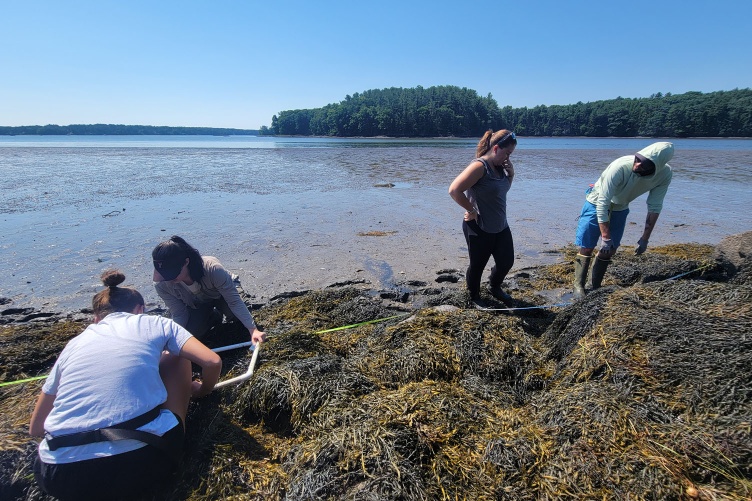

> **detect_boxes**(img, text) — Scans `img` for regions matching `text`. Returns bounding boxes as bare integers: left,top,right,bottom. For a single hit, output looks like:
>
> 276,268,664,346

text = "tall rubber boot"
591,257,611,290
573,254,591,299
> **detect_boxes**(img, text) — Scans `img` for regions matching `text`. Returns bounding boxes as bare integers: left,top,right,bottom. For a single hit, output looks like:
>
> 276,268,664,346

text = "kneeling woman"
152,235,265,344
30,270,222,501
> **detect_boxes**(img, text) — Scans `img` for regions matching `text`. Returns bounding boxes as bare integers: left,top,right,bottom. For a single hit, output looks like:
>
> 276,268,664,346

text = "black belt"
44,407,180,462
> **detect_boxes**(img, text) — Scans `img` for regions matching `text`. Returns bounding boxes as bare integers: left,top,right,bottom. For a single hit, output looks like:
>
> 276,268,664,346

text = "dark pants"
34,420,184,501
463,221,514,297
185,297,235,338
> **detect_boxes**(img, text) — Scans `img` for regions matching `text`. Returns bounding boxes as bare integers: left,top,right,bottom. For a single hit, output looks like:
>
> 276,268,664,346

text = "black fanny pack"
44,407,180,462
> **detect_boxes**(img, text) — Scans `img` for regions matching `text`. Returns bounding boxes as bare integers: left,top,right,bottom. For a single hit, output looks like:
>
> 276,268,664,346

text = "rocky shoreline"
0,268,468,327
2,229,749,333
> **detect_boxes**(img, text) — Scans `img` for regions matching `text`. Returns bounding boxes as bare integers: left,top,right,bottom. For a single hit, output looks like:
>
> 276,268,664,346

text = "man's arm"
598,222,611,241
634,212,660,255
641,212,660,241
596,221,616,259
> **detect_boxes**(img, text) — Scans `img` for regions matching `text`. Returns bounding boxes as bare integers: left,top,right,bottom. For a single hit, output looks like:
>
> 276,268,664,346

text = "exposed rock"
714,230,752,283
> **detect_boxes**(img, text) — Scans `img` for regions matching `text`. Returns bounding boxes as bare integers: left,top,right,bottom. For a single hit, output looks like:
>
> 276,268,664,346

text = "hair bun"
101,269,126,288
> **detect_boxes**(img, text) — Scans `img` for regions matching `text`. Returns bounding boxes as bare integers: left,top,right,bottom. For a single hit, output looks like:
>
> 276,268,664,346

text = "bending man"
573,142,675,298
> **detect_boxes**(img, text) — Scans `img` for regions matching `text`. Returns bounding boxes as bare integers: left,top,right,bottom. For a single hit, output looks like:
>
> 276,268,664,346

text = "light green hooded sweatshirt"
586,141,674,223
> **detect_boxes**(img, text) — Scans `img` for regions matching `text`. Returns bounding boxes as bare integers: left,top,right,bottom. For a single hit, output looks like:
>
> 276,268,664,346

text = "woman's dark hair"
92,270,145,317
476,129,517,157
152,235,205,281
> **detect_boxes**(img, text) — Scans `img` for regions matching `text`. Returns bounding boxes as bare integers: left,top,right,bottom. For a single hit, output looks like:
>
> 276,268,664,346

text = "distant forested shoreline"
3,87,750,138
263,86,752,138
0,124,258,136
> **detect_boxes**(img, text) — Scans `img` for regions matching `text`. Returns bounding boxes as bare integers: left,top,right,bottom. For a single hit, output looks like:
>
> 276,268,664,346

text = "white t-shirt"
39,312,193,464
181,280,202,295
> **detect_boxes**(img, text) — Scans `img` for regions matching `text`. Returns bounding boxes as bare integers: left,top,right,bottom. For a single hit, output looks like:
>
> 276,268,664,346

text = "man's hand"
599,238,615,259
634,238,649,255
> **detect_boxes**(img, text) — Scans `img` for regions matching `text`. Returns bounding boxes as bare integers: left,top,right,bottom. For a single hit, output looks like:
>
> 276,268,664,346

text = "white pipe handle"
214,343,261,389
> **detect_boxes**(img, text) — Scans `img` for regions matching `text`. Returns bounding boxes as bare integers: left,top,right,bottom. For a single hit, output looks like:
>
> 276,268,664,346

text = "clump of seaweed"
513,244,579,292
607,243,720,286
534,278,752,498
256,287,392,335
282,381,550,500
354,309,546,397
160,404,289,501
0,321,84,381
234,354,377,432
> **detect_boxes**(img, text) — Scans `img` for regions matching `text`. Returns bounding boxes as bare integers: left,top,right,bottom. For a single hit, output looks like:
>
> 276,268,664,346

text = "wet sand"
232,179,735,302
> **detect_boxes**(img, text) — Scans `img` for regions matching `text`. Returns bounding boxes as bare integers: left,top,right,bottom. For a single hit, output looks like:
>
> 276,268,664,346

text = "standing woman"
30,270,222,500
152,235,265,344
449,129,517,307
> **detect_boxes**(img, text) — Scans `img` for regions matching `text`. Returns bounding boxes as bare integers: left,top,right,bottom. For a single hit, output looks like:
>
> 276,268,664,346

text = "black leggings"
185,297,235,338
462,221,514,297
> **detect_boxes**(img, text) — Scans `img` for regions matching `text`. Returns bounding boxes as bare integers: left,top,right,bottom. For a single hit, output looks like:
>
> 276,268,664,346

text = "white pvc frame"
212,342,261,389
212,341,254,353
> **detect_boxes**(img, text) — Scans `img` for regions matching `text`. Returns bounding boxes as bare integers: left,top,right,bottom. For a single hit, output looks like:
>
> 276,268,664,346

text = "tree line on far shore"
3,87,749,138
263,86,752,138
0,124,259,136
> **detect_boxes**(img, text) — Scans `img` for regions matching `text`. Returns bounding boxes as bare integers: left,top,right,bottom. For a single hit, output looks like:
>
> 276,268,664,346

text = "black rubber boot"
573,254,591,299
470,295,490,309
591,257,611,290
489,284,514,305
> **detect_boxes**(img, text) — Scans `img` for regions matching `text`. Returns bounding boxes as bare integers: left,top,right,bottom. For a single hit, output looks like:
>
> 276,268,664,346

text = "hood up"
637,142,674,172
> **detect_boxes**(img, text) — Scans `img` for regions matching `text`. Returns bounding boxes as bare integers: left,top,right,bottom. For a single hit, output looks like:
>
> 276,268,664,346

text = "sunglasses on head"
496,132,516,147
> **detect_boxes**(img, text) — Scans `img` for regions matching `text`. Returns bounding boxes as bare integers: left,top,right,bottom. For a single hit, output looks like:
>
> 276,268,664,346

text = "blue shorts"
575,201,629,249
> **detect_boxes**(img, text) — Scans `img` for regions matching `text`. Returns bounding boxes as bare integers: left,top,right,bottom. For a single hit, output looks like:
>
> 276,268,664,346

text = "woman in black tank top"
449,129,517,308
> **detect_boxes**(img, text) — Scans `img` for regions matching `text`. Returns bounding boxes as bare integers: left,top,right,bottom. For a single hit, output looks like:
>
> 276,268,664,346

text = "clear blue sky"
2,0,750,129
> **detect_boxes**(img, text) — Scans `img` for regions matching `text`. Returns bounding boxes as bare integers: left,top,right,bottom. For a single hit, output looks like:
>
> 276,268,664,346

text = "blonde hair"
476,129,517,157
91,270,144,317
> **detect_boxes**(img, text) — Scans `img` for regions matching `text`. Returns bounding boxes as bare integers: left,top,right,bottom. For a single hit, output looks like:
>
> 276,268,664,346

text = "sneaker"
489,285,514,305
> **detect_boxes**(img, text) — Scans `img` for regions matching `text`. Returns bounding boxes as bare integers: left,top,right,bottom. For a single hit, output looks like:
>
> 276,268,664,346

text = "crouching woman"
29,270,222,501
152,235,265,344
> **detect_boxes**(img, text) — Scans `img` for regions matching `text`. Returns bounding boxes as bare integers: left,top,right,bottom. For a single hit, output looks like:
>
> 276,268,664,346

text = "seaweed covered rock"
607,243,718,286
536,279,752,499
283,381,548,501
714,231,752,284
356,308,545,395
235,354,377,432
0,384,42,501
0,321,84,381
541,286,615,362
258,287,393,335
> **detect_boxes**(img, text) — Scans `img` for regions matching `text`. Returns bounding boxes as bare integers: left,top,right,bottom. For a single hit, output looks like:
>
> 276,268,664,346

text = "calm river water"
1,136,750,311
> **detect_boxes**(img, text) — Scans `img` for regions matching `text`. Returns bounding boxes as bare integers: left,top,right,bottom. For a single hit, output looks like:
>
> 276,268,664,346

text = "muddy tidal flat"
1,136,750,315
